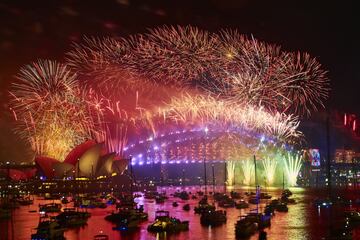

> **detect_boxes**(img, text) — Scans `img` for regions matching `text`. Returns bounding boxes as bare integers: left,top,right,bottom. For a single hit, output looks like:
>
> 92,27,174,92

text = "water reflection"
1,186,359,240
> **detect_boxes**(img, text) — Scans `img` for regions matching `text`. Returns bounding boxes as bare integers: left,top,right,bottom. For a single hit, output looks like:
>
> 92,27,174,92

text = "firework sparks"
10,60,100,160
226,161,236,186
262,156,278,186
157,94,302,142
241,158,254,186
284,152,303,186
133,25,218,85
10,25,330,166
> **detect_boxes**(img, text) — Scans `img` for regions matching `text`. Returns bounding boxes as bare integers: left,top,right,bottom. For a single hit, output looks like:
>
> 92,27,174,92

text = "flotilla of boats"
0,190,316,239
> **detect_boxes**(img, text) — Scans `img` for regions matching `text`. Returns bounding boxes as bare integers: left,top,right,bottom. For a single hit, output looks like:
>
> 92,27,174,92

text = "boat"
275,203,288,212
198,196,208,205
200,210,227,226
39,203,62,213
230,191,241,199
281,195,296,204
147,210,189,233
105,196,148,224
155,195,166,204
194,204,216,214
218,197,236,208
17,196,34,206
174,191,190,200
61,196,69,204
264,204,275,216
144,191,157,199
112,214,141,231
259,193,272,199
248,197,260,205
282,189,293,198
235,216,257,239
191,195,197,200
31,216,65,240
235,200,249,209
55,208,90,228
74,195,107,209
194,196,216,214
172,201,179,207
246,212,271,229
183,204,190,211
197,191,204,196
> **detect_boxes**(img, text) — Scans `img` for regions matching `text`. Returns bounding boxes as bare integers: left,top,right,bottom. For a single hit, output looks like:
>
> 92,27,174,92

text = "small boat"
105,196,148,224
235,216,257,239
230,191,241,199
248,197,260,205
61,197,69,204
191,195,197,200
276,203,288,212
200,210,227,226
264,204,275,216
172,202,179,207
17,196,34,206
246,212,271,229
29,210,37,213
282,189,293,198
39,203,61,213
183,204,190,211
174,191,190,200
235,200,249,209
147,210,189,233
31,216,65,240
194,204,216,214
112,215,140,231
144,191,157,199
55,208,90,228
218,198,236,208
197,191,204,196
260,193,272,199
281,195,296,204
155,195,165,204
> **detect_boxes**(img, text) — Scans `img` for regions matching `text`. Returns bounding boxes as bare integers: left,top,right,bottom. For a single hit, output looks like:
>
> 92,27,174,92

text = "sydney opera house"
35,140,129,180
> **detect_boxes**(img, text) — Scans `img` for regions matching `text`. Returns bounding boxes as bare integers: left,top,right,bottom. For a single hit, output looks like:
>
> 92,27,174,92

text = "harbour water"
1,186,360,240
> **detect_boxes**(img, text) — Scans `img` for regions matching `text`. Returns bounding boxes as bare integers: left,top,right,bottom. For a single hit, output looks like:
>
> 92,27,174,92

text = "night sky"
0,0,359,162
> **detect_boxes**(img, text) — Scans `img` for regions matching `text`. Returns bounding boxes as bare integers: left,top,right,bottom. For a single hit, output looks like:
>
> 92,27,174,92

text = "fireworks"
226,161,236,186
133,25,218,85
284,152,303,186
157,94,302,142
262,157,278,186
66,26,329,116
9,25,329,187
241,159,254,186
10,60,100,160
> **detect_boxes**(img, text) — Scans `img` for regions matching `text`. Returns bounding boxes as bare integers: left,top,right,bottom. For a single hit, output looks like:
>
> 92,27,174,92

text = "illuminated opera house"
35,140,129,180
